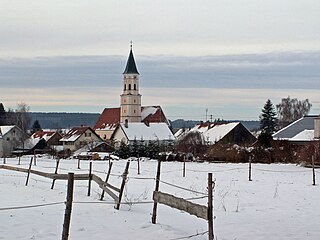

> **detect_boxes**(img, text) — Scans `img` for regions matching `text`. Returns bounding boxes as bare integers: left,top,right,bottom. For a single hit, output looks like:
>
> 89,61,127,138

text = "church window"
134,84,136,90
124,84,126,90
129,84,131,90
133,99,136,103
134,110,136,113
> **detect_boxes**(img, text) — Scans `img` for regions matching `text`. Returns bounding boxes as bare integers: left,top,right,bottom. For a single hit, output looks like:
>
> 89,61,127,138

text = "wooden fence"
0,158,130,209
151,160,215,240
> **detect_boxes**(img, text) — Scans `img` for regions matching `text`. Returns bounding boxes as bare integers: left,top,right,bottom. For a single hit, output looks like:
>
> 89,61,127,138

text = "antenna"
206,108,208,122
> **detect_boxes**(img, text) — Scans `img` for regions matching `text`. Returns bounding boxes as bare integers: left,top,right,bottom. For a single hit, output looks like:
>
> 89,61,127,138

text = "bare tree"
176,131,207,156
6,102,31,133
276,96,312,128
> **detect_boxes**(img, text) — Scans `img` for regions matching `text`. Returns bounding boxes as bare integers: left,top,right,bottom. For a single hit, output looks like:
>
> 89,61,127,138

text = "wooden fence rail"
0,161,130,209
151,160,214,240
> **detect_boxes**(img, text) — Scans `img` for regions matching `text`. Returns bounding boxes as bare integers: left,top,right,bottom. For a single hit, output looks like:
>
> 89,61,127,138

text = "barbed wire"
0,201,64,211
253,168,310,173
186,168,244,173
169,230,209,240
159,179,207,196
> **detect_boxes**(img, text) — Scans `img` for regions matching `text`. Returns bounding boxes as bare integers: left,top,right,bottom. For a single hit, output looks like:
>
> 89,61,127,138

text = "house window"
134,110,136,113
124,84,126,90
133,99,136,103
6,137,10,141
134,84,136,90
124,110,126,113
85,132,92,137
128,84,131,90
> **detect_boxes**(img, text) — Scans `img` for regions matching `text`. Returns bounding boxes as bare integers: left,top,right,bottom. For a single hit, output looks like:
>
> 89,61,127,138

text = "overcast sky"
1,0,320,120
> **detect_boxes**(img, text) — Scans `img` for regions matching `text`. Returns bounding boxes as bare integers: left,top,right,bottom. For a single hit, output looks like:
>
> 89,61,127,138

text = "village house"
273,115,320,144
175,122,256,145
60,126,102,152
0,125,28,157
24,130,63,150
93,44,173,143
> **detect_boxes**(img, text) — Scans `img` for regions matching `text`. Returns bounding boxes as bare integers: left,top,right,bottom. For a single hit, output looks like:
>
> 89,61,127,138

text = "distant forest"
29,112,260,131
29,112,100,129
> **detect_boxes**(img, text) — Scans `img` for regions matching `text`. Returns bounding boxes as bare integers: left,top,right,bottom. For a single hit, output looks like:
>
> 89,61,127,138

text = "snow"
290,129,314,141
141,106,158,121
60,134,81,142
0,125,15,136
1,157,320,239
186,122,240,144
204,122,239,143
120,122,175,141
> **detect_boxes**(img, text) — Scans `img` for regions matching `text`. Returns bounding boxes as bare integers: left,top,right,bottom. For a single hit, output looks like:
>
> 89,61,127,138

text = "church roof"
115,122,175,142
123,48,139,75
93,106,169,130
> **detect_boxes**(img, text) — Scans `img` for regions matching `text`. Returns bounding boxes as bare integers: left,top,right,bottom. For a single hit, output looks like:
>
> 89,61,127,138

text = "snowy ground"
1,156,320,240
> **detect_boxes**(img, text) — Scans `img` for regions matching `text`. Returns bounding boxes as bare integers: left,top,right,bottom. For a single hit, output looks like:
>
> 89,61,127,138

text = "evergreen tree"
32,120,42,133
259,99,278,134
0,103,6,125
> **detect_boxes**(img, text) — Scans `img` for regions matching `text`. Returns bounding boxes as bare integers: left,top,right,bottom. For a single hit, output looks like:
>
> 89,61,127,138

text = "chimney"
314,116,320,139
124,119,128,128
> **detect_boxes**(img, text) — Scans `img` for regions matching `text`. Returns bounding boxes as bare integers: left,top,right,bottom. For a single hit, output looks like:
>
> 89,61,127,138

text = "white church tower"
120,43,142,123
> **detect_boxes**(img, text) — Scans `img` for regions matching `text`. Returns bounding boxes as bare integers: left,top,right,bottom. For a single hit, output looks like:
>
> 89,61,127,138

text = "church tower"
120,43,142,123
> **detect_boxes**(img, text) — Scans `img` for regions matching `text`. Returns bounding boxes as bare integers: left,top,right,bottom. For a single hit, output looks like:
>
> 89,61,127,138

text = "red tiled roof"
33,131,55,139
60,126,100,142
93,106,168,130
142,106,168,123
93,108,120,130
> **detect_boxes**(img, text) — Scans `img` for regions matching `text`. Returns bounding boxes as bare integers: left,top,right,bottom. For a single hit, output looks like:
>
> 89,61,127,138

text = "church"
94,45,174,145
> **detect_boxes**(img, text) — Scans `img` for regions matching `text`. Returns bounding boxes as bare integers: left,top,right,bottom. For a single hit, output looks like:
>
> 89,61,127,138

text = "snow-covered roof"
273,116,316,140
176,122,243,144
290,130,314,141
0,125,15,137
60,126,93,142
203,122,240,143
119,122,175,141
141,106,158,121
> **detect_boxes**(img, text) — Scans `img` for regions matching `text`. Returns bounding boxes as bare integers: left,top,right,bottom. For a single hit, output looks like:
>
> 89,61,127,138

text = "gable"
60,126,100,142
273,116,316,140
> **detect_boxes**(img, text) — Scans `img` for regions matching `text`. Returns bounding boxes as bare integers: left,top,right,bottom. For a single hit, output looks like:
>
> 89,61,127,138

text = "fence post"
62,173,74,240
137,156,140,175
100,162,113,201
183,155,186,177
208,173,214,240
33,150,37,166
51,158,61,189
152,160,162,224
115,161,130,210
312,155,316,186
77,159,80,169
87,161,92,196
25,157,33,186
18,155,21,165
3,157,6,164
248,155,252,181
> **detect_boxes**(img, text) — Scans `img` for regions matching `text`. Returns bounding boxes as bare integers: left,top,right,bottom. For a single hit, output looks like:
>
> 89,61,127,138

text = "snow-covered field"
1,156,320,240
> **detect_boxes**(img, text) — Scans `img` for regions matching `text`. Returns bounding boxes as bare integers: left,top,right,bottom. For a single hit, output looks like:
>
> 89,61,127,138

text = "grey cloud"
0,51,319,90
